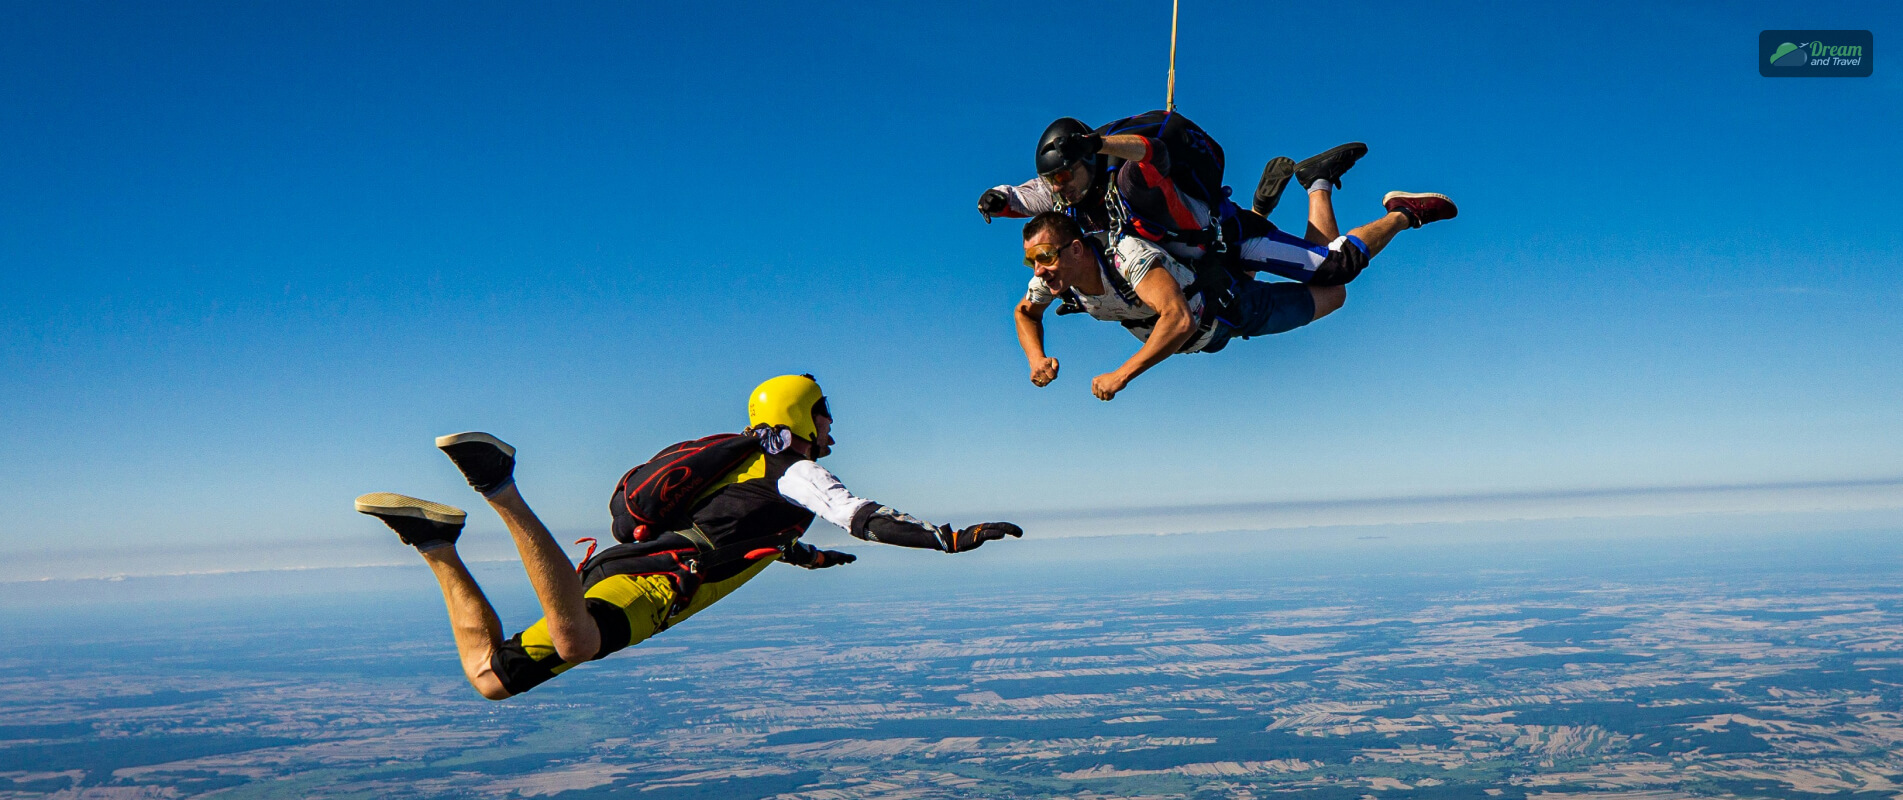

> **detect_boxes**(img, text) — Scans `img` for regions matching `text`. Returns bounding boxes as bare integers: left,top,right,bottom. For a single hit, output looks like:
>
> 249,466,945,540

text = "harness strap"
1088,232,1238,351
1085,235,1143,307
1117,311,1223,353
674,524,792,576
1099,231,1230,308
620,523,789,616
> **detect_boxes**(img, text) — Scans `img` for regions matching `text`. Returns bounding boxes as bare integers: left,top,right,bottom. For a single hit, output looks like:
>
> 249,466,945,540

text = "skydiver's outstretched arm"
1091,267,1195,401
1014,297,1060,387
851,504,1024,553
978,178,1057,222
980,134,1167,222
776,460,1023,554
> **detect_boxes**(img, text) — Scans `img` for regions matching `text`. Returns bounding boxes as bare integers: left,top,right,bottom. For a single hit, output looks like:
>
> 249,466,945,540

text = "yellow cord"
1166,0,1180,111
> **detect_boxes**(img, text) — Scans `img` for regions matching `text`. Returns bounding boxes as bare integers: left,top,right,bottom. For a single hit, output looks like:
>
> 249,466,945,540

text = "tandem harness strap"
1056,234,1231,352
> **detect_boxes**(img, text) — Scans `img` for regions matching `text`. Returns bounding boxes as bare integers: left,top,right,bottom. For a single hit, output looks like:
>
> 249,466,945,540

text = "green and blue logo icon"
1761,31,1873,77
1769,42,1809,67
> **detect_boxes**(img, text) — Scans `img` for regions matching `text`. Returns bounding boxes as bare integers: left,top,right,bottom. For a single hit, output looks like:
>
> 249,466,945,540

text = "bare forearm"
1015,305,1050,362
1098,134,1151,162
1115,314,1193,379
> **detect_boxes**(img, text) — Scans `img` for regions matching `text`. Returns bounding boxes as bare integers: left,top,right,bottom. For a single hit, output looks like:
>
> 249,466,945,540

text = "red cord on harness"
574,537,599,573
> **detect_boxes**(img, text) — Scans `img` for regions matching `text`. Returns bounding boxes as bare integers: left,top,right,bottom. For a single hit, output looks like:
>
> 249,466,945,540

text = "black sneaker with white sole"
356,493,467,551
1295,142,1368,191
1252,156,1296,216
435,432,516,496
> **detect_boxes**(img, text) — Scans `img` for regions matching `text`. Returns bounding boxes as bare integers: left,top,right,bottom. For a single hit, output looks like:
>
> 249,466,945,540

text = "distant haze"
6,478,1897,582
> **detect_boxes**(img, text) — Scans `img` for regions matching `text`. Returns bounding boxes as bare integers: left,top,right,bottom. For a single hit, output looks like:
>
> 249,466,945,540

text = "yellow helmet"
747,374,830,442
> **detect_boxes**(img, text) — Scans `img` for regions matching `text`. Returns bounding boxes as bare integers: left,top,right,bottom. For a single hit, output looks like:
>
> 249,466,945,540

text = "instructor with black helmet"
977,117,1117,233
355,374,1023,700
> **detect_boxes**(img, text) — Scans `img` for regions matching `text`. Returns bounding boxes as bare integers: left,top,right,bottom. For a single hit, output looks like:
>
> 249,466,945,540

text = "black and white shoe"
1295,142,1368,191
355,493,467,551
1252,156,1296,216
435,432,516,496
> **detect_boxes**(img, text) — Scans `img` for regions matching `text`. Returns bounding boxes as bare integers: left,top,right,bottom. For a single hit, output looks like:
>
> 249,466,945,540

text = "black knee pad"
488,598,634,697
1309,240,1370,286
586,597,634,658
491,634,561,696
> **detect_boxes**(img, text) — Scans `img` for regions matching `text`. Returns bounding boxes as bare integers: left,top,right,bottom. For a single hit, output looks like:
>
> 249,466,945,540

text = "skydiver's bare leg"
1302,207,1432,321
417,547,512,699
484,485,601,664
1346,212,1412,258
1309,285,1347,321
1305,186,1341,244
1303,195,1452,317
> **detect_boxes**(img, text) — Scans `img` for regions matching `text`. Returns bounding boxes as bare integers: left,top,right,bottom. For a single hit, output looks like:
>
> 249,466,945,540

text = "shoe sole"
1382,191,1453,204
354,493,467,525
1296,142,1368,186
434,431,516,457
1253,157,1295,216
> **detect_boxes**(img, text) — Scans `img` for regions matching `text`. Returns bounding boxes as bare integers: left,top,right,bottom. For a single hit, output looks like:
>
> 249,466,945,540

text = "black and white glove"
937,522,1024,553
783,542,857,569
1055,132,1102,162
978,189,1009,223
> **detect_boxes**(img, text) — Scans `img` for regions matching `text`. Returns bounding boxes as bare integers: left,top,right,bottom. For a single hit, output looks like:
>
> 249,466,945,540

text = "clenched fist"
1029,357,1060,387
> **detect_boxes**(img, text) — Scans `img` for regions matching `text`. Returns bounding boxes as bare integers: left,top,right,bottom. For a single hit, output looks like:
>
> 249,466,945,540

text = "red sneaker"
1382,192,1458,228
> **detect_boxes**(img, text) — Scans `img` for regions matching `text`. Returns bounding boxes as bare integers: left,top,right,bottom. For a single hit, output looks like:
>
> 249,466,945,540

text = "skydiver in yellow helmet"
354,374,1024,700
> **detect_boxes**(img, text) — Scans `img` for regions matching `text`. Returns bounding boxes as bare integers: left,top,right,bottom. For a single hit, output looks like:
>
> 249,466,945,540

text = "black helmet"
1035,117,1096,179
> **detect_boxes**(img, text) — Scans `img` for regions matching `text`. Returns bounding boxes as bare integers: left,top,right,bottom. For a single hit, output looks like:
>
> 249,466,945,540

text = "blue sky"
2,1,1898,575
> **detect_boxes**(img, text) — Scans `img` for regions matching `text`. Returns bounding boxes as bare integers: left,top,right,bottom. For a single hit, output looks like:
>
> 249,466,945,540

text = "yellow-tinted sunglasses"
1023,243,1065,268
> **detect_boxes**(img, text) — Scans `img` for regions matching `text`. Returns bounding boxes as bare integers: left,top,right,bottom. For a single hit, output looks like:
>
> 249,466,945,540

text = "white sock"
1306,178,1333,194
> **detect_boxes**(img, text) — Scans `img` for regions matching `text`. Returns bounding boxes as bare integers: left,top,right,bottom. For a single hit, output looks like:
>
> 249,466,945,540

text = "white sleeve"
1113,235,1182,295
777,460,874,531
1001,177,1056,216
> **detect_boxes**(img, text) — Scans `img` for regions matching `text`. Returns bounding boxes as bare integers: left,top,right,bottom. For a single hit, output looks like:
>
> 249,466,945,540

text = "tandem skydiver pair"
356,375,1022,699
980,111,1458,400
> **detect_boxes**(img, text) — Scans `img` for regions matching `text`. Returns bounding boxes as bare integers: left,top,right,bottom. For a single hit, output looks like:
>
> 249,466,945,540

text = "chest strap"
674,524,793,576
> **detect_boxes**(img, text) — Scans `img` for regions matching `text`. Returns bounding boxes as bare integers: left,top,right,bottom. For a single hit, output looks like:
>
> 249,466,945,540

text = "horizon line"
4,476,1899,583
997,476,1903,522
989,475,1903,538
